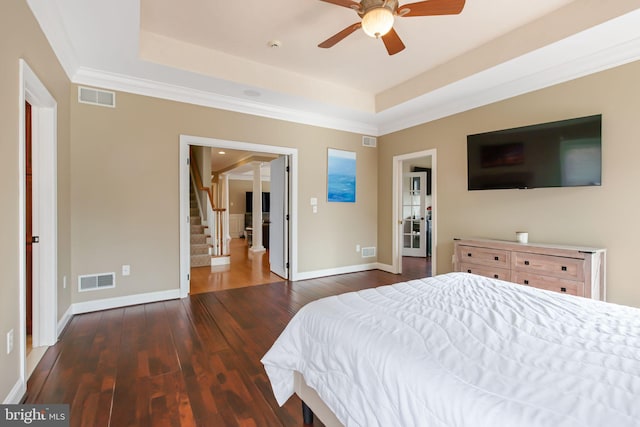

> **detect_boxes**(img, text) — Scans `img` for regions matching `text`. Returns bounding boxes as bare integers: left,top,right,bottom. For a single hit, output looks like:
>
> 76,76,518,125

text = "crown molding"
72,67,380,135
29,0,640,137
74,24,640,139
27,0,78,79
376,10,640,135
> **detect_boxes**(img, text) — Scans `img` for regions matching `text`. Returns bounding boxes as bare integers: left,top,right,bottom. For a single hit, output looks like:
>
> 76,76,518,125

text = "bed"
261,272,640,426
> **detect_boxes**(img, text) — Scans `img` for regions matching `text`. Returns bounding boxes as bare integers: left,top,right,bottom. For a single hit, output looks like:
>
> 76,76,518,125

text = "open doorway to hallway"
189,147,284,293
180,136,297,295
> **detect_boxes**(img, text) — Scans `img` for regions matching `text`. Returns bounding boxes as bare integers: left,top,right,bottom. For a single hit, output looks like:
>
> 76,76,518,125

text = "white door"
269,156,289,278
402,172,427,257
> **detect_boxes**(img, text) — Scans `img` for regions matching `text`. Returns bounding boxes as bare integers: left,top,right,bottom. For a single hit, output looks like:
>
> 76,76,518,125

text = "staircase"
190,187,213,267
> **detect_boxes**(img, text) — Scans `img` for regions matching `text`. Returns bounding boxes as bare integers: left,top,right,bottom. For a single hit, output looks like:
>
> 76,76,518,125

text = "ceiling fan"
318,0,466,55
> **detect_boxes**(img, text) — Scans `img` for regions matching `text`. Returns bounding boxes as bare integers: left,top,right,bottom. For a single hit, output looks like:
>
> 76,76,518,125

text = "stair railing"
189,152,226,257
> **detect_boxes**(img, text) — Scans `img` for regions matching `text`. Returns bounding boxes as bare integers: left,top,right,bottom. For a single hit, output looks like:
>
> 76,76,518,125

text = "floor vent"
362,247,376,258
78,272,116,292
362,136,377,147
78,86,116,108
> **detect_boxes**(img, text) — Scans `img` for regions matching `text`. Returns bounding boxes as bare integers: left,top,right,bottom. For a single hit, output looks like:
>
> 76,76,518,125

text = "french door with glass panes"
402,172,427,257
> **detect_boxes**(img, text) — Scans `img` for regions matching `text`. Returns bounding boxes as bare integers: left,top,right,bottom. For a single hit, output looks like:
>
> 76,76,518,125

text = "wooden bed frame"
294,371,343,427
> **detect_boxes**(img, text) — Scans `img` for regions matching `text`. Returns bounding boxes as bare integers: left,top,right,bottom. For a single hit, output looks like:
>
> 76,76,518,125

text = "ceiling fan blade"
318,23,362,48
318,0,361,9
381,28,406,55
398,0,465,17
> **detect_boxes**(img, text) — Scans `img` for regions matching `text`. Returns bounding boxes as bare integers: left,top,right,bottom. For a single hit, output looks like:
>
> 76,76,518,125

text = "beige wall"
0,1,71,401
378,60,640,308
70,89,378,303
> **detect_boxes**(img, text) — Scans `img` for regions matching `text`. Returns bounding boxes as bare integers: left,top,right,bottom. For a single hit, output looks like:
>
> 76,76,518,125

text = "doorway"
179,135,299,297
392,149,437,276
189,150,286,293
19,60,58,396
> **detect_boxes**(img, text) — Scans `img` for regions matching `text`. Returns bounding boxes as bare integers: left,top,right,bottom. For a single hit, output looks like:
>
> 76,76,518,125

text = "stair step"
191,244,211,255
191,216,201,225
190,254,211,268
191,234,207,244
191,224,205,234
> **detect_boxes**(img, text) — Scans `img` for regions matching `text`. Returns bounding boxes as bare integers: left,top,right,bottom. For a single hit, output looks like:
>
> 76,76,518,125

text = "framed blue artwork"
327,148,356,202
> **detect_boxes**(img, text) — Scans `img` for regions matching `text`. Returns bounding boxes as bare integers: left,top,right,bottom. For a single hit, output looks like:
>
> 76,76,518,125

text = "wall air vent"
362,247,376,258
78,86,116,108
362,136,377,147
78,272,116,292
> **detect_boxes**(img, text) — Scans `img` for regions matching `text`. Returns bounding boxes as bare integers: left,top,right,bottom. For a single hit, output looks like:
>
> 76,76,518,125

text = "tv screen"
467,115,602,190
246,192,270,213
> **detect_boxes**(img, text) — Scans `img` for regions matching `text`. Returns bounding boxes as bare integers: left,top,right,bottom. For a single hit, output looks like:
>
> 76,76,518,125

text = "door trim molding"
179,135,299,297
18,59,58,394
392,149,437,275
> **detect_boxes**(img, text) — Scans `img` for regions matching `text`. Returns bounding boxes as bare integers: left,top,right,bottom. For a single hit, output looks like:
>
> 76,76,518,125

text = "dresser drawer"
512,252,584,282
459,263,511,281
511,271,584,296
457,245,510,269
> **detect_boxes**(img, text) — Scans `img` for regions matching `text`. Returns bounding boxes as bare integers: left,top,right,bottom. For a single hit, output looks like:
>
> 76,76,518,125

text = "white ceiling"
27,0,640,135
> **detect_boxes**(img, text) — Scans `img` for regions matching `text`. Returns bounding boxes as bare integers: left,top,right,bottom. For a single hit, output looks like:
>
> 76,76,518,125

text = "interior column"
250,162,265,252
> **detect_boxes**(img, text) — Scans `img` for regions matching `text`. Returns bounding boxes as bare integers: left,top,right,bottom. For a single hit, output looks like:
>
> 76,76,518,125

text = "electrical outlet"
7,329,14,355
122,265,131,276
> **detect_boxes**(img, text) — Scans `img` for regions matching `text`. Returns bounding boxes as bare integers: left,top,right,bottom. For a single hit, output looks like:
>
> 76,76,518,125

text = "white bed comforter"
261,273,640,427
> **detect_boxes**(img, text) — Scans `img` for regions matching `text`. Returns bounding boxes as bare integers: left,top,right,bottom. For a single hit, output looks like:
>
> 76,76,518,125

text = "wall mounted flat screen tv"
246,192,270,213
467,114,602,190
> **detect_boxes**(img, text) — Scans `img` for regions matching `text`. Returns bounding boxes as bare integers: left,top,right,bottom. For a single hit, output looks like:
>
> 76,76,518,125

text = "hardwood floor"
190,238,283,294
25,258,431,427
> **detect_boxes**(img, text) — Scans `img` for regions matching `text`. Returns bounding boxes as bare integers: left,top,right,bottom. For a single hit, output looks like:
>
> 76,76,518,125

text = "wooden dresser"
453,238,606,300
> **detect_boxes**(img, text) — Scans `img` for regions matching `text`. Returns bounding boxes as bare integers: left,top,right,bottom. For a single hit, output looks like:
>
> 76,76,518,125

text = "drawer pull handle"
494,274,499,278
494,256,499,261
467,253,472,257
467,269,472,273
560,287,567,293
524,280,529,285
561,266,567,271
524,260,530,265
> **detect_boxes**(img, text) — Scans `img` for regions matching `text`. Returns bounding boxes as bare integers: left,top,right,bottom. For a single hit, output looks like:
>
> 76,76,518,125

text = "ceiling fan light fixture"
361,7,394,38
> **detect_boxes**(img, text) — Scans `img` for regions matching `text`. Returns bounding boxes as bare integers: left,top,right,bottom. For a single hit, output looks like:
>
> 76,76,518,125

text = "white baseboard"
374,262,396,274
71,289,181,315
211,256,231,266
294,263,380,281
3,379,26,404
57,305,73,337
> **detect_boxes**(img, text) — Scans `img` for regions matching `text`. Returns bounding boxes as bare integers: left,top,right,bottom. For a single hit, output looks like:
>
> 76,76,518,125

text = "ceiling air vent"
362,136,377,147
78,272,116,292
78,86,116,108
